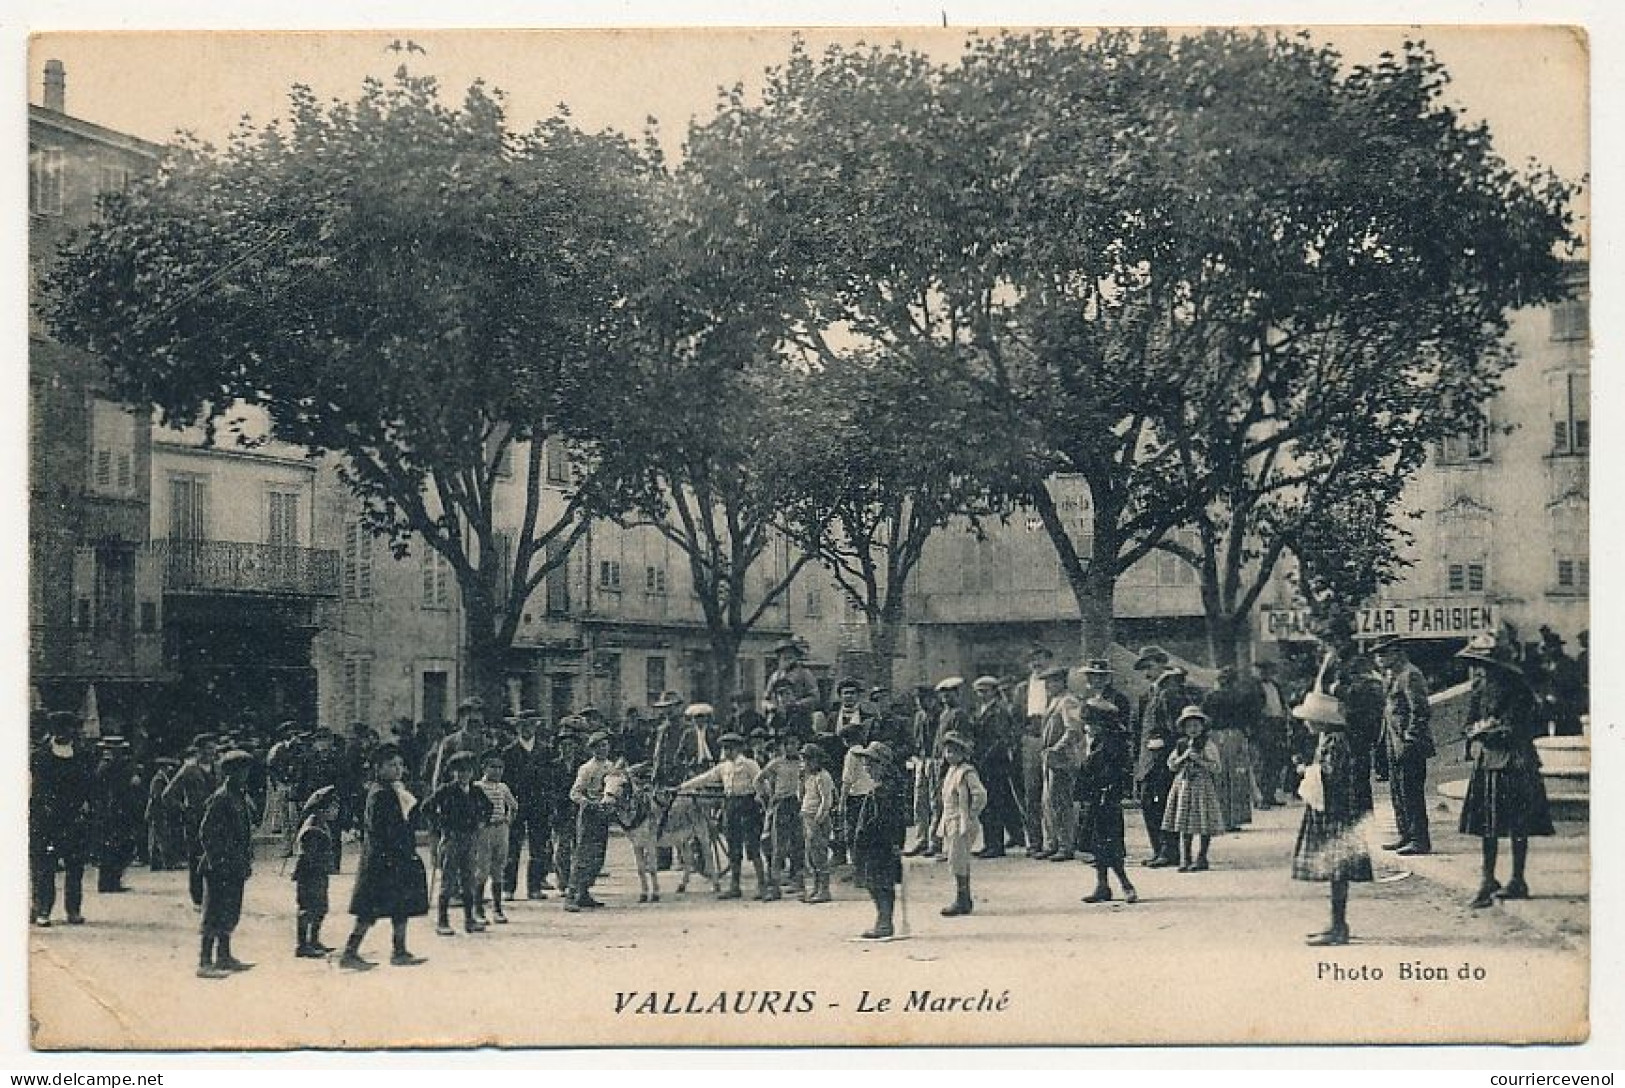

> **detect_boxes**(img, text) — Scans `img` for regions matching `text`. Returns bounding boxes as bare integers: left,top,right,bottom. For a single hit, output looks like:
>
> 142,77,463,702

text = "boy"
564,731,615,912
197,750,256,979
472,752,519,924
754,733,804,900
421,751,490,935
678,732,763,900
798,743,836,904
936,731,988,917
293,785,340,958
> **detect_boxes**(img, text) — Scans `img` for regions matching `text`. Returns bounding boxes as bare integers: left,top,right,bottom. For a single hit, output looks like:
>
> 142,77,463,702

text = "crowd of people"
28,625,1585,974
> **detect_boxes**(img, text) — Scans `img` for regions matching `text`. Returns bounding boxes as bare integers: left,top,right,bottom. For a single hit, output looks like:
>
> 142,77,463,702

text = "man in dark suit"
970,676,1018,858
31,712,95,926
502,713,553,899
1132,647,1189,867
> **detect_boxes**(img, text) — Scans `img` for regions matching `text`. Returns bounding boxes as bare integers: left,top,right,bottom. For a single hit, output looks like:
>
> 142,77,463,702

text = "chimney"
43,59,65,113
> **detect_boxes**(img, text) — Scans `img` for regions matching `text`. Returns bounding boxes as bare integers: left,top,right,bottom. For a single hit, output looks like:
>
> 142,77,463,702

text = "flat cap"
684,702,716,718
972,675,1001,691
934,676,964,692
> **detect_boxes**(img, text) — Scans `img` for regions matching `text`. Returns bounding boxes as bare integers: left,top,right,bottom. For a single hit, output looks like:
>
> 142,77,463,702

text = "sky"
25,25,1589,203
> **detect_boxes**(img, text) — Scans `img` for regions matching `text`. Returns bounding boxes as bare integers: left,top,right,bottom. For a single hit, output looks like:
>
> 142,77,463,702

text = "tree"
775,348,1017,690
44,69,660,710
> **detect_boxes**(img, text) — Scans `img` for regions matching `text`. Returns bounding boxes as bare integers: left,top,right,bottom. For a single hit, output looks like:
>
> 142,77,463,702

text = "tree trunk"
1079,560,1116,658
709,632,741,704
1205,611,1252,671
463,602,510,717
867,601,904,694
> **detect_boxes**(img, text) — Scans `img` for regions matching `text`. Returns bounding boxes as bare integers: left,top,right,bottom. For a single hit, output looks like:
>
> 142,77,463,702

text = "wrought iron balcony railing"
148,539,340,598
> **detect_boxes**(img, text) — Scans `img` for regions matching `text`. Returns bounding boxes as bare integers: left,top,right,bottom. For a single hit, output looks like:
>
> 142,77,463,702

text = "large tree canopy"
45,69,661,707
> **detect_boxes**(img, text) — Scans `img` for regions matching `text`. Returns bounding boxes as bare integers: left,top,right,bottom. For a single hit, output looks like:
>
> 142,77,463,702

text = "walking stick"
895,847,912,939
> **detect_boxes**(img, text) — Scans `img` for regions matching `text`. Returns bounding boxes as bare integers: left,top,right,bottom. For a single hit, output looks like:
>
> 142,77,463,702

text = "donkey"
610,764,724,902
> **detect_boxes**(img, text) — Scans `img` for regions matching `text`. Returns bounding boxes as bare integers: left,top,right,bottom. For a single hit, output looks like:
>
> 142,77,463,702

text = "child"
564,731,615,912
936,731,987,917
340,743,429,970
1291,688,1374,946
1162,706,1225,872
678,732,764,901
421,750,490,936
472,752,519,924
1078,698,1137,904
196,750,255,979
754,733,804,901
293,784,341,958
850,742,907,940
798,743,835,904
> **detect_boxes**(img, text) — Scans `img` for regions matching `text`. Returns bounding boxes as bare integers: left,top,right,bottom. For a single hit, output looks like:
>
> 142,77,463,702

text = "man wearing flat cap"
196,750,257,977
1012,646,1056,853
1036,666,1085,862
970,676,1018,858
429,697,489,791
164,732,220,909
503,713,554,900
1132,648,1192,867
765,638,820,719
93,736,142,894
564,731,616,911
647,691,691,788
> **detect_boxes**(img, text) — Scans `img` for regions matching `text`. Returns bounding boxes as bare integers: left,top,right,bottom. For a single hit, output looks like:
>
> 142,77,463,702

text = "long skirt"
1291,808,1374,883
1083,799,1126,865
1211,729,1253,829
1459,760,1556,839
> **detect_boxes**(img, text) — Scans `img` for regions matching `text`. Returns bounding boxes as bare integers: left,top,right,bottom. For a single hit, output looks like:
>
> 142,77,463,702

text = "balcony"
31,624,166,681
149,539,340,598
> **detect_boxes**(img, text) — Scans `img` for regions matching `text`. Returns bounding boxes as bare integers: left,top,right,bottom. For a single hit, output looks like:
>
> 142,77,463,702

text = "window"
1551,372,1590,455
1550,298,1589,343
598,559,622,591
421,548,452,609
343,655,374,726
342,522,374,600
645,565,667,595
266,491,299,547
804,580,822,617
168,475,211,540
74,597,91,629
1151,530,1199,587
494,531,515,600
545,541,570,616
94,546,135,630
1555,557,1589,594
645,657,667,705
29,147,64,215
139,601,158,633
1446,562,1487,594
1440,418,1492,464
97,164,132,195
90,401,139,498
545,438,570,485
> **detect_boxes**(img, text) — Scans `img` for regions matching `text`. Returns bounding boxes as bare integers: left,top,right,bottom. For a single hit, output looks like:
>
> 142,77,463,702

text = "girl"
1457,633,1555,908
1291,689,1374,946
1078,698,1137,904
339,744,429,970
1162,706,1225,872
935,731,987,917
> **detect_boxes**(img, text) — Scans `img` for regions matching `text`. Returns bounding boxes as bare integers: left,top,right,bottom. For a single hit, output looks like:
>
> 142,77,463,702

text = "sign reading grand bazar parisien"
1261,601,1501,643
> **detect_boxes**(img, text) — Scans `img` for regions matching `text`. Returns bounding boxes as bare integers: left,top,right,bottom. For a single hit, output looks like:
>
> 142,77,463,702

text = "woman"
1457,632,1555,907
1290,688,1374,947
850,741,908,940
1202,667,1255,831
339,744,429,970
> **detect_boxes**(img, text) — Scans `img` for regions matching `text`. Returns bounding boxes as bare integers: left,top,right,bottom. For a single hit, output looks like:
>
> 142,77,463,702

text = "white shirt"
683,755,760,796
1027,670,1049,717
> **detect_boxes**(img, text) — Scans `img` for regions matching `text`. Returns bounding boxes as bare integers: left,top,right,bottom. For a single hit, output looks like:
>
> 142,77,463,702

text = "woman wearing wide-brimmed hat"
1456,632,1556,908
1290,689,1374,946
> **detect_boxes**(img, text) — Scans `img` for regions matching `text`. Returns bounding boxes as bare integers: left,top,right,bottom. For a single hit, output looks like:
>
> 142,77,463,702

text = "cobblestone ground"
29,801,1587,1050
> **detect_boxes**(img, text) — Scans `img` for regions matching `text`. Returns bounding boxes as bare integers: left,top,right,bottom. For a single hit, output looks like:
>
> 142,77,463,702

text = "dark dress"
1077,730,1130,865
349,783,429,921
1291,730,1374,884
1458,683,1556,839
851,764,907,890
292,817,334,913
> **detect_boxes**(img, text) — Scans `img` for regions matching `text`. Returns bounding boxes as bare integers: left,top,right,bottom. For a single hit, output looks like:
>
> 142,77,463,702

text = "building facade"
28,63,168,732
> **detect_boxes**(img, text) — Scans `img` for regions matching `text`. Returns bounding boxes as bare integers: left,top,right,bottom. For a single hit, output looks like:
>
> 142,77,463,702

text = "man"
164,733,220,909
681,732,767,900
728,691,767,739
93,736,143,893
1251,662,1290,807
1036,666,1084,862
970,676,1018,859
563,731,616,912
827,678,871,737
544,718,584,901
196,750,257,978
1012,645,1055,853
647,692,688,787
145,755,183,871
265,723,306,855
764,639,820,718
1079,658,1132,797
1375,636,1434,856
31,712,95,926
1132,647,1188,867
765,676,815,746
429,698,488,791
502,713,554,899
669,701,719,784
